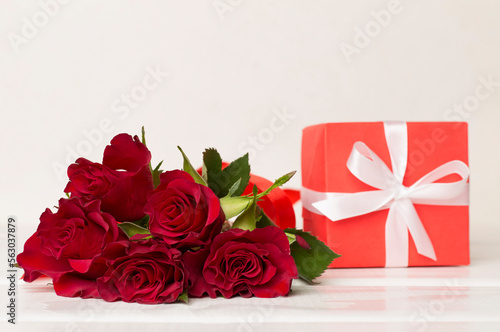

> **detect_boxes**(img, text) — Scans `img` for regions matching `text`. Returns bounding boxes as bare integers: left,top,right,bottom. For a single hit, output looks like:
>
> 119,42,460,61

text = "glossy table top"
4,240,500,332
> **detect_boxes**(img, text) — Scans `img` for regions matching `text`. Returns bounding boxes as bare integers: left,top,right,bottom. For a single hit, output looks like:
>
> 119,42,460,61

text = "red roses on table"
17,130,335,304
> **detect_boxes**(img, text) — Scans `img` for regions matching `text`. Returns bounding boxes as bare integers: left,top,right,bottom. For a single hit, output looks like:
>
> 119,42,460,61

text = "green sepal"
256,171,296,199
141,126,152,174
227,178,242,197
285,232,296,245
219,196,253,219
177,291,189,304
255,210,276,228
132,215,150,229
152,161,164,188
177,146,207,186
118,222,151,239
201,163,208,182
141,126,148,145
232,185,258,231
284,228,340,284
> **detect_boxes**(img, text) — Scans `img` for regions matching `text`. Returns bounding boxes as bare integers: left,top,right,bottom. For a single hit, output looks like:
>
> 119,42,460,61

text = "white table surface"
3,240,500,332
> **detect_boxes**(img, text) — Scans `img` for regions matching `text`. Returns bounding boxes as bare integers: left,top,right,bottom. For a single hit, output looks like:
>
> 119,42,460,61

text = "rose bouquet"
17,128,339,304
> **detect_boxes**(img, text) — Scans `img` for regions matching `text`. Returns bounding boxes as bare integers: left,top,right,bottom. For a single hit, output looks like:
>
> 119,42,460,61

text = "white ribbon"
302,122,469,267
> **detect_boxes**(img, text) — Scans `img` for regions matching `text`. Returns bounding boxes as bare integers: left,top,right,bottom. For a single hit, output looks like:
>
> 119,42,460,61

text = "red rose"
102,133,151,173
64,158,121,201
65,134,153,222
145,170,224,249
97,240,187,304
183,226,298,298
17,198,127,298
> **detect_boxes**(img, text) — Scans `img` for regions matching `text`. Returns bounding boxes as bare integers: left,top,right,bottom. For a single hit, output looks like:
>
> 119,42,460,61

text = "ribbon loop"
347,142,397,190
312,190,393,222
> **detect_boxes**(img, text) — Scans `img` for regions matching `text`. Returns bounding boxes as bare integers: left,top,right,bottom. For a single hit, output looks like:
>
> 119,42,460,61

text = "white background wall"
1,1,499,253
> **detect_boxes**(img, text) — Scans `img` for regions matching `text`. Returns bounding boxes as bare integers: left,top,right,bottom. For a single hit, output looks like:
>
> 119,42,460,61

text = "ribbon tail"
399,199,437,261
385,203,409,267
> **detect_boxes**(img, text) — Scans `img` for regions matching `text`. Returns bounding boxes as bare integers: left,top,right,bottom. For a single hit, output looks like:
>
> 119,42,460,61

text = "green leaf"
219,196,252,219
227,178,242,197
284,228,340,284
232,185,258,231
141,127,156,184
177,146,207,186
118,222,151,239
65,192,70,198
255,210,276,228
221,154,250,196
201,162,208,183
203,148,222,174
152,161,163,188
256,171,296,199
203,148,223,194
285,232,296,245
177,291,189,304
208,153,250,198
131,215,150,229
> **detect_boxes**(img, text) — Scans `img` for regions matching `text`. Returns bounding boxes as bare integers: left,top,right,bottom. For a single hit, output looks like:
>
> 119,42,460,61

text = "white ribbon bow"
302,122,469,267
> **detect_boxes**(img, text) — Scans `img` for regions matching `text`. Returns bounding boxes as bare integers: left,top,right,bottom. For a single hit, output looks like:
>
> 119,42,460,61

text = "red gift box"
301,122,469,268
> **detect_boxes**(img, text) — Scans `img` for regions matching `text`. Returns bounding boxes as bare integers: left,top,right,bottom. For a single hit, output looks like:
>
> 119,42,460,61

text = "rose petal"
103,134,151,173
183,249,217,298
17,233,73,282
68,259,94,274
54,274,100,299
